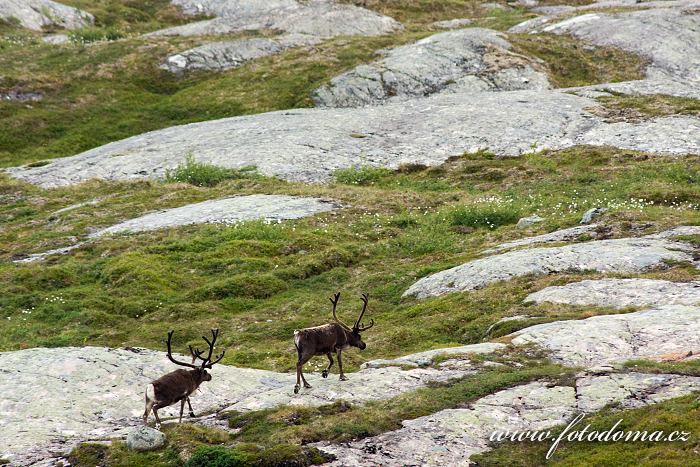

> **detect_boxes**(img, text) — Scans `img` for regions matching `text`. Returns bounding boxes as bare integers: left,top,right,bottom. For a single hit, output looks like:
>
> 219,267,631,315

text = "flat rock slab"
0,90,43,102
161,34,321,73
361,342,507,368
0,345,475,466
0,0,93,30
511,7,700,82
403,237,695,299
312,28,550,108
511,305,700,367
90,194,340,237
482,224,598,254
8,89,700,188
320,373,700,465
526,278,700,308
150,0,401,38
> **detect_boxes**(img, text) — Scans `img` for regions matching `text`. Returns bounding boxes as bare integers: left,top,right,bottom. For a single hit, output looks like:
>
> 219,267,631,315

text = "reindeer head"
165,329,225,383
331,292,374,350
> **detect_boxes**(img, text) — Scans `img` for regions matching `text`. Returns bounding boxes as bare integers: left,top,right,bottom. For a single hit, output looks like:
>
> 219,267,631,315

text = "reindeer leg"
187,397,196,418
153,407,163,430
301,352,314,389
322,352,334,378
179,399,185,423
295,350,313,393
143,385,154,425
337,350,348,381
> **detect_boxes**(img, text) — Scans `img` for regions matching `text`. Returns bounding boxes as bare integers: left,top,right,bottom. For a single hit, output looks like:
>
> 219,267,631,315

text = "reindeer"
293,293,374,394
143,329,225,428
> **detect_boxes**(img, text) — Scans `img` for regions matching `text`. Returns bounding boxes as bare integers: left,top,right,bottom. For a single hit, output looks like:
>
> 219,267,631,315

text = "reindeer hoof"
340,375,348,381
189,412,196,418
294,384,300,394
322,369,329,378
304,383,312,389
155,423,161,430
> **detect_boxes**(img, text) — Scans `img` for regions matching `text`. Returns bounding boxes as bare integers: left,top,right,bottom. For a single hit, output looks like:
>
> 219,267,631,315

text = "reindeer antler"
165,330,199,369
330,292,352,331
191,328,226,369
354,293,374,332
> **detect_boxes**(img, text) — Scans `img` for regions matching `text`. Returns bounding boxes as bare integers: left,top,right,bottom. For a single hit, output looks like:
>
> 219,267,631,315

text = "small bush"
164,155,256,187
185,446,251,467
333,166,393,186
192,274,287,300
448,204,521,230
69,27,124,44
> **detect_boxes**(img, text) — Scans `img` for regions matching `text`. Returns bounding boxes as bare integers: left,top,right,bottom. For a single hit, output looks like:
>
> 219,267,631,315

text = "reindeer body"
143,329,224,428
293,293,373,394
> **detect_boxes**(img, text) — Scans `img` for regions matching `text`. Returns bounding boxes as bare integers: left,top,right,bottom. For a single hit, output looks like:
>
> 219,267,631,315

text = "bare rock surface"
312,28,550,108
576,372,700,412
90,194,340,236
0,0,93,31
161,34,320,73
319,372,700,465
150,0,401,38
0,90,43,102
0,345,477,466
361,342,507,368
510,305,700,366
7,89,700,188
482,224,598,253
404,237,695,299
431,18,473,29
526,278,700,308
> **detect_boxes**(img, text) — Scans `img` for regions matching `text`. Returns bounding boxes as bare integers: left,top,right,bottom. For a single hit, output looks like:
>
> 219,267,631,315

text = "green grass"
623,359,700,377
509,33,648,88
595,93,700,122
2,146,700,371
164,155,260,187
472,394,700,466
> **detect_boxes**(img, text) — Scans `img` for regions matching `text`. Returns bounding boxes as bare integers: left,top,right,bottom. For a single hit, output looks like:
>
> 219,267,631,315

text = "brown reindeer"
143,329,225,428
293,293,374,394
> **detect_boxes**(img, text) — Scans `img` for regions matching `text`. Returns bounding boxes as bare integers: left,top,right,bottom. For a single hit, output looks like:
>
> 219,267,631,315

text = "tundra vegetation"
1,0,699,466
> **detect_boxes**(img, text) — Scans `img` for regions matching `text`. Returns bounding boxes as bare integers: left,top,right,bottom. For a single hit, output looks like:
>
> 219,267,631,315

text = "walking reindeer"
143,329,225,428
293,293,374,394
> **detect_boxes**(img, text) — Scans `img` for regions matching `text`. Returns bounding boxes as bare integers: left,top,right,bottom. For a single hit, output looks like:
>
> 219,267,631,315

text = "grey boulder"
126,426,166,452
580,207,607,224
161,34,321,73
0,0,93,31
313,28,550,108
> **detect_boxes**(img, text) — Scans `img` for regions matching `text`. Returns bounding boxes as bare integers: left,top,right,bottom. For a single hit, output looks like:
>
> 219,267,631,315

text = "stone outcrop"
161,34,321,73
150,0,401,38
526,279,700,309
313,28,550,107
404,237,695,299
0,0,93,31
0,90,43,102
7,90,700,188
90,195,340,236
319,372,700,465
510,305,700,367
482,224,598,253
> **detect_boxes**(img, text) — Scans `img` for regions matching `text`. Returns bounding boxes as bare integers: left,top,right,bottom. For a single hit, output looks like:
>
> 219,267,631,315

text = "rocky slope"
6,90,700,188
312,28,550,108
